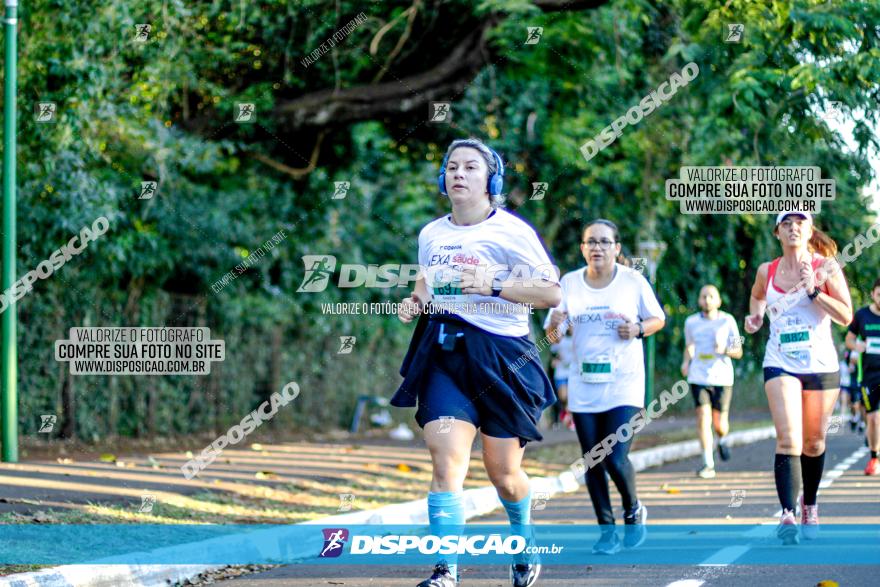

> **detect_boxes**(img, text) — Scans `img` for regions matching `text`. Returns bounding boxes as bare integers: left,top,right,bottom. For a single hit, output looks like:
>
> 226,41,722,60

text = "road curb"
0,425,776,586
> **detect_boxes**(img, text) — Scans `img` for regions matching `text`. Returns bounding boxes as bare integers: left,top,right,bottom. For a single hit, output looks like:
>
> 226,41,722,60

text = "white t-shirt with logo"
683,311,740,387
418,208,558,337
551,334,575,377
544,265,665,413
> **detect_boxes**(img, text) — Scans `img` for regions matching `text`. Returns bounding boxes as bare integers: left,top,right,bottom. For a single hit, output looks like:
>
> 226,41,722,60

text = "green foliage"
2,0,878,439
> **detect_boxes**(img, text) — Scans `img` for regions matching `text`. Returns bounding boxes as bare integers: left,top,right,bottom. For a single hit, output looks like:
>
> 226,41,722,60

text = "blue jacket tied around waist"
391,312,556,442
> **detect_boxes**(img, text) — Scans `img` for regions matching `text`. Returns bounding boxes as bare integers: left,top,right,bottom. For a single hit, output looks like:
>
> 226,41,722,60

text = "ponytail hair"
582,218,631,266
808,226,838,258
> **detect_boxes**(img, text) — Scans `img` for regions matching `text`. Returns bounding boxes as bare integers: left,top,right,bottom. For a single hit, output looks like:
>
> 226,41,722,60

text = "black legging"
572,406,641,525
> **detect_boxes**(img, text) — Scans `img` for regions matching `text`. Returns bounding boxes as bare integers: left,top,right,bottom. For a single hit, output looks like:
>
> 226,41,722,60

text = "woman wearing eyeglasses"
544,219,665,555
393,137,561,587
744,211,852,544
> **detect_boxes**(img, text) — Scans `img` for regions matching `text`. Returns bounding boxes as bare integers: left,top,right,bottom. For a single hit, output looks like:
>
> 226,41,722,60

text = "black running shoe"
717,439,731,461
417,561,457,587
510,561,541,587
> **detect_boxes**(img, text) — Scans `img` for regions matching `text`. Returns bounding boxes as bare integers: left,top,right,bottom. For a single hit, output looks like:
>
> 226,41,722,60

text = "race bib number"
430,268,465,303
865,337,880,355
778,324,811,354
581,354,614,383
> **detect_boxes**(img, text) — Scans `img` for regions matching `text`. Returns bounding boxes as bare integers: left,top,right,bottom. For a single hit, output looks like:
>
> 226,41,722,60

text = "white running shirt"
418,208,558,337
763,255,838,373
544,265,665,413
684,311,740,387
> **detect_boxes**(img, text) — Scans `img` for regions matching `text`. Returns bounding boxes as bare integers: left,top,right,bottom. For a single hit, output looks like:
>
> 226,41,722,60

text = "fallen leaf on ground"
98,454,116,463
255,471,279,480
396,464,412,472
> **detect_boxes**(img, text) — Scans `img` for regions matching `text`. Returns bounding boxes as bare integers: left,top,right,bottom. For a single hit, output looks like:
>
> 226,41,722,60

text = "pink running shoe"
799,496,819,540
776,509,799,545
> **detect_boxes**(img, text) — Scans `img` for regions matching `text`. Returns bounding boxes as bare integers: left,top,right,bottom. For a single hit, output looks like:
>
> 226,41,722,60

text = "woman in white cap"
744,211,852,544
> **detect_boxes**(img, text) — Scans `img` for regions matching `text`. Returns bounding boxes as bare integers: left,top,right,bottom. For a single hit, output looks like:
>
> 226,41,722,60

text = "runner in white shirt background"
681,285,743,479
549,333,575,429
545,219,665,555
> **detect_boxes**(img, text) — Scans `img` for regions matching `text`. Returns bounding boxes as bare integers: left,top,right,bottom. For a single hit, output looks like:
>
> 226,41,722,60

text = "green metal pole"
645,272,656,407
645,326,655,407
1,0,17,463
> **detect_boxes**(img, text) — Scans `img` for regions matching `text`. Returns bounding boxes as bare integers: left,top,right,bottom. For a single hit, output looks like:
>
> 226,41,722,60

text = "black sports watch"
490,277,503,297
636,322,645,339
807,287,821,301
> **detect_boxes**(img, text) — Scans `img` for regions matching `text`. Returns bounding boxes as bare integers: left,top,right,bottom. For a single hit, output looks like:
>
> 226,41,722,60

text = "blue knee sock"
428,491,464,577
499,490,533,564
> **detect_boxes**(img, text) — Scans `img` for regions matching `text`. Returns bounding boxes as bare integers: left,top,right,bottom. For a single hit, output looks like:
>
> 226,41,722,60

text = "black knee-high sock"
774,454,801,512
800,452,826,506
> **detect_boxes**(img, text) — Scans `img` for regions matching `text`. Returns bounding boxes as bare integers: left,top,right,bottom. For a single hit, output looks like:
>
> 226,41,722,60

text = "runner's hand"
744,314,763,334
398,292,424,324
855,340,867,353
799,260,815,292
617,319,639,340
548,309,568,335
680,361,689,378
459,265,492,295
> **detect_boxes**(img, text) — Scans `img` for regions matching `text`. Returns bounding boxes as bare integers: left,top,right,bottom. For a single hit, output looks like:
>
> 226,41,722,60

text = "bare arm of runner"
745,262,769,334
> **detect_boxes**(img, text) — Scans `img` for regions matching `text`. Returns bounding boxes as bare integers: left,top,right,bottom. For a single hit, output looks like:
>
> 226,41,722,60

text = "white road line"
663,444,869,586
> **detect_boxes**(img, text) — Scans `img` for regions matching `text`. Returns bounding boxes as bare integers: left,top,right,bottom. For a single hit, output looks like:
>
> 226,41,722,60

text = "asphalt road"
214,430,880,587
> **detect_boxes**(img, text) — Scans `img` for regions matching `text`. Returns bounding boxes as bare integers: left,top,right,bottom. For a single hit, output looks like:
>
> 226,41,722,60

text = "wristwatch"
636,322,645,339
490,277,503,297
807,287,821,301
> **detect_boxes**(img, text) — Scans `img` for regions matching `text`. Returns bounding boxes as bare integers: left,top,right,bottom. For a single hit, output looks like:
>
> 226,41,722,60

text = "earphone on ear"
437,145,505,196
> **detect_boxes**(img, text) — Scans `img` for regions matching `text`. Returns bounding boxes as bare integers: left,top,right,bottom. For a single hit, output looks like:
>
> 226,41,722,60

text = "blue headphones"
437,145,505,196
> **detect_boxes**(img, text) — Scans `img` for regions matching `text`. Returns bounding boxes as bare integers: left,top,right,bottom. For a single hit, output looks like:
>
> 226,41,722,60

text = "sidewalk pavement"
0,412,774,586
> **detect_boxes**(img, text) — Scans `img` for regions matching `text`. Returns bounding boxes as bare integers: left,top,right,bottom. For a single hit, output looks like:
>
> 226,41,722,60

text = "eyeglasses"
582,239,616,250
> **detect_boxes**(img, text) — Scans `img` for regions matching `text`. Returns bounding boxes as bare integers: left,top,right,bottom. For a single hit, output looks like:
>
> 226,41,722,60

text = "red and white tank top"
763,255,838,373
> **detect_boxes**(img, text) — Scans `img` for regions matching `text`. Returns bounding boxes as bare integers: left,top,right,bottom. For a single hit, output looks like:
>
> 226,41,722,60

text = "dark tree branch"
275,0,612,131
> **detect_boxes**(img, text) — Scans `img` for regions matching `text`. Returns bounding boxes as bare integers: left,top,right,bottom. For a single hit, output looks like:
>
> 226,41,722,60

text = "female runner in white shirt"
744,211,852,544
